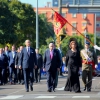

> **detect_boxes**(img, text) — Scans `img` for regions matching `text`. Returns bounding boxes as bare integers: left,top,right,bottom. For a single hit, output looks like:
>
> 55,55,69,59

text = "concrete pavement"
0,76,100,100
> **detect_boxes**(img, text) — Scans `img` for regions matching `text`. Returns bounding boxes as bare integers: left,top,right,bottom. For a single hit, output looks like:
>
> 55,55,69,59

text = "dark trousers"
82,69,92,90
0,68,6,84
5,68,9,83
17,68,21,83
9,64,17,83
47,70,57,90
34,68,41,82
1,69,6,84
0,67,2,83
17,69,24,83
23,68,34,90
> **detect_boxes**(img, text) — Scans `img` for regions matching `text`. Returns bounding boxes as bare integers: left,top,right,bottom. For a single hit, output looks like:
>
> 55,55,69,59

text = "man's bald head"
49,42,54,51
25,40,31,47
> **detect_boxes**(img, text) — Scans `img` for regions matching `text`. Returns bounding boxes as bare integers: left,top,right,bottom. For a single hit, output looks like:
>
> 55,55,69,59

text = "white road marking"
8,85,37,95
8,89,25,95
72,96,90,98
35,96,56,99
0,95,23,99
28,94,90,96
56,87,64,90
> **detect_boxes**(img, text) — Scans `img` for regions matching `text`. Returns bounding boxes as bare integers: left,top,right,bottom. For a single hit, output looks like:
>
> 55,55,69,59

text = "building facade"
34,7,95,36
52,0,100,7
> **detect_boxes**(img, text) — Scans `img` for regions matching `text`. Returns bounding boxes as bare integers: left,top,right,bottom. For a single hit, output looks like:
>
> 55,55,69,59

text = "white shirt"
12,51,15,58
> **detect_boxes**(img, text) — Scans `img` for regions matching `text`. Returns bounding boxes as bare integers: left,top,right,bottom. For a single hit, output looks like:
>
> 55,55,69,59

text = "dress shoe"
83,87,86,91
10,82,13,85
47,89,52,92
22,82,24,85
26,90,29,92
30,86,33,91
75,91,81,93
87,89,91,92
53,88,55,92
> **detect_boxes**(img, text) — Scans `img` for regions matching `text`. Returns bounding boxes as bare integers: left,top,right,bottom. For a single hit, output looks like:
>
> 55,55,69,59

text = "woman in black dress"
64,38,82,93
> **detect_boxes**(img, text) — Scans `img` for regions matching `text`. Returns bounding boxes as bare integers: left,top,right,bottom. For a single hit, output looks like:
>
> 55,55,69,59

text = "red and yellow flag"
53,11,67,36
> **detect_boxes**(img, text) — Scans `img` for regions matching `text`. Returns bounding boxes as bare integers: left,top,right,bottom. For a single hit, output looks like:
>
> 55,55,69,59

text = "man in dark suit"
19,40,37,92
0,48,8,85
15,46,23,84
43,42,61,92
8,45,17,84
4,46,10,83
35,49,43,83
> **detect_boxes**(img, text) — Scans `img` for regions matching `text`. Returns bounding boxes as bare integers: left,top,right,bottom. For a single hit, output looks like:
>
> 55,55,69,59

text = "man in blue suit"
4,46,10,83
0,48,8,85
43,42,61,92
19,40,37,92
8,45,17,84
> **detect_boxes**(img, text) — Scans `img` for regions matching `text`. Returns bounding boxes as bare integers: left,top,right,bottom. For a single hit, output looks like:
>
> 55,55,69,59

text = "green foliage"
0,0,54,49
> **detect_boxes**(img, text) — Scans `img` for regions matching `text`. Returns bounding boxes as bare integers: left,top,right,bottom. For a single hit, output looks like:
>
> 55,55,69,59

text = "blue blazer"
19,47,37,69
43,49,61,72
0,54,8,69
8,51,17,67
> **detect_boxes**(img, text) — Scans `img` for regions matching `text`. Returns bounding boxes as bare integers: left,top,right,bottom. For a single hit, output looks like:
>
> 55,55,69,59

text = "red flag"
53,11,67,36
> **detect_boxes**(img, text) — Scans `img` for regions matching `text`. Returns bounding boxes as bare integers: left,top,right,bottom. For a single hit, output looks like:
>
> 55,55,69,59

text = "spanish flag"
53,11,67,36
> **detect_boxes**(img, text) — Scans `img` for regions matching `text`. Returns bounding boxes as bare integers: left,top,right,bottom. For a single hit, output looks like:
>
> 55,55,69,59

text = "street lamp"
36,0,39,49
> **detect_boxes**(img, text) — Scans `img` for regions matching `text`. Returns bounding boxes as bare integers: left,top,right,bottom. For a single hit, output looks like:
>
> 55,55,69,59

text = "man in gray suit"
19,40,37,92
43,42,61,92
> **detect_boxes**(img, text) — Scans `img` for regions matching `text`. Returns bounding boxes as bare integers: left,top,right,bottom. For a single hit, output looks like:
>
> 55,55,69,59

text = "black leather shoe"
53,89,55,92
87,89,91,92
26,90,29,92
47,89,52,92
83,86,86,91
30,86,33,91
75,91,81,93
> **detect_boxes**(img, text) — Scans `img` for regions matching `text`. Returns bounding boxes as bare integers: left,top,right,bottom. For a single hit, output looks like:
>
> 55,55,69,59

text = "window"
82,22,87,27
72,23,76,31
62,13,66,17
72,13,76,18
82,14,87,19
54,1,58,5
96,23,100,27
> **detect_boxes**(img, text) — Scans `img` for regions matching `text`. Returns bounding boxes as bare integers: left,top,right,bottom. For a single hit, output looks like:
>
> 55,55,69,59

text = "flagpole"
67,21,94,46
51,9,94,46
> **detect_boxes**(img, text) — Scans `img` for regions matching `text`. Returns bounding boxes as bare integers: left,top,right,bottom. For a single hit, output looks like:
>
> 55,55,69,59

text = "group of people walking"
43,38,97,93
0,38,98,93
0,40,43,92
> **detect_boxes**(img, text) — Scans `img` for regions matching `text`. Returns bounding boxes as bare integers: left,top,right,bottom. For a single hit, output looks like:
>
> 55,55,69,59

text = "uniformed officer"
81,42,97,92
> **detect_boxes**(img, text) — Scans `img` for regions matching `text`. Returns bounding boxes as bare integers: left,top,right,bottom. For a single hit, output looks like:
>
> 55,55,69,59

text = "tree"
8,0,36,47
0,0,18,45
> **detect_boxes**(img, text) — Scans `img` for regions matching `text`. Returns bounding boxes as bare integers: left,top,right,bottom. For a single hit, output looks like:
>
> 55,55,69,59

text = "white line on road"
8,88,25,95
0,95,23,99
28,94,91,96
35,96,56,99
56,87,64,90
8,85,37,95
72,96,90,98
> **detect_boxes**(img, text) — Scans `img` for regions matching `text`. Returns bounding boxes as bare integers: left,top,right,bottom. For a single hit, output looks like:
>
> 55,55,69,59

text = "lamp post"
36,0,39,49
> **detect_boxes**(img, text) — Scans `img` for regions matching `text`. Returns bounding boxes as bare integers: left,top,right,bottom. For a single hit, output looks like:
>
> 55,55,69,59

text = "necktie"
50,51,53,59
27,47,30,55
